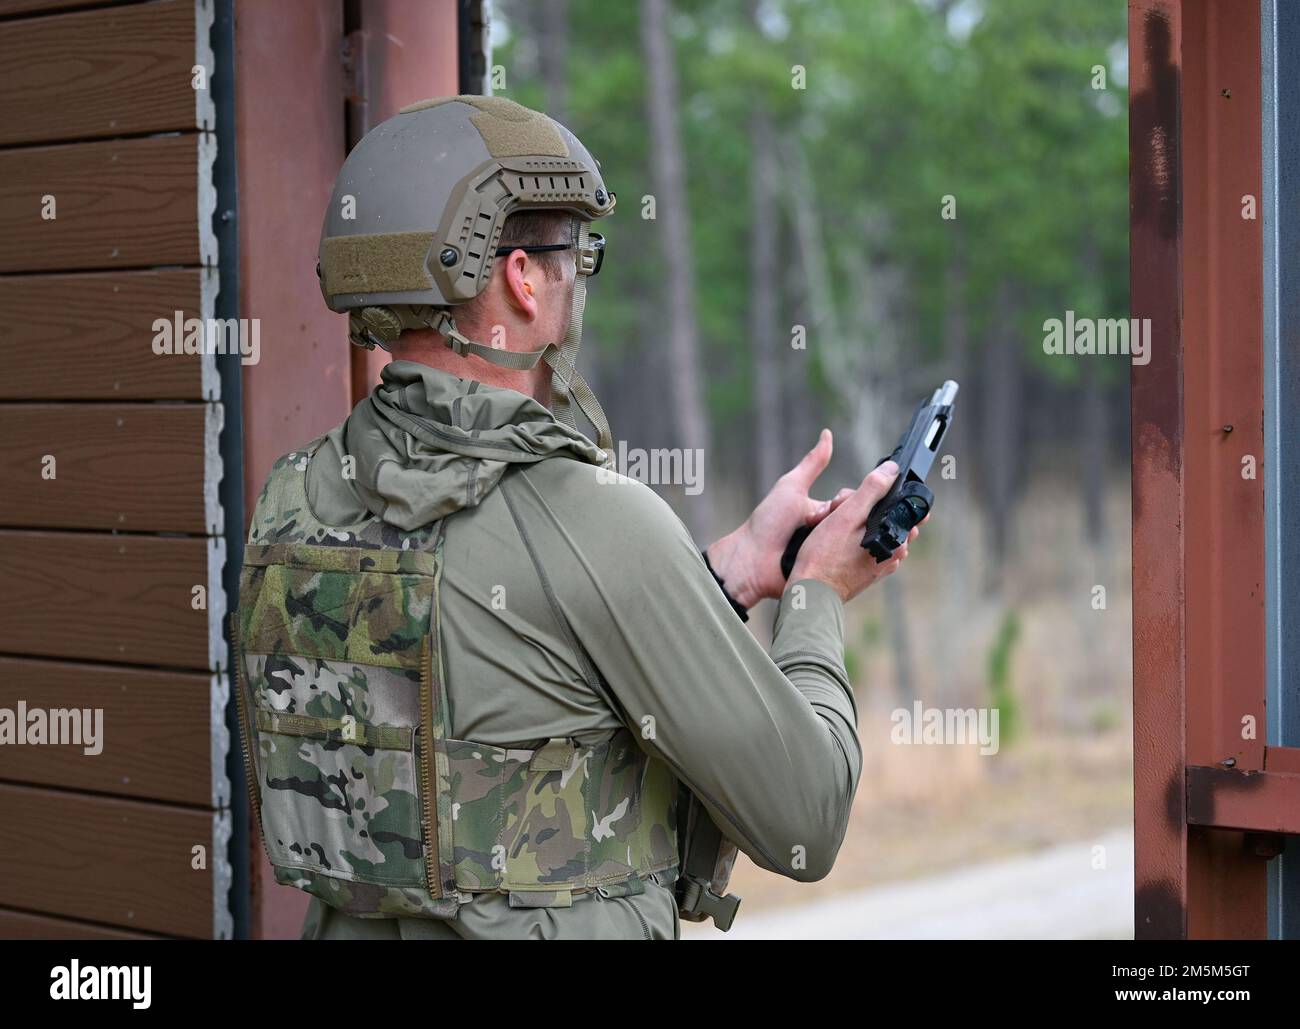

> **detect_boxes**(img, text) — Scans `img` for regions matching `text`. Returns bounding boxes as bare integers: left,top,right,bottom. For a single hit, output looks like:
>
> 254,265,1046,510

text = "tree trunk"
639,0,715,539
1081,358,1107,548
784,130,919,702
884,576,916,705
783,237,819,476
782,132,887,458
1080,239,1107,549
535,0,569,121
979,279,1022,588
936,249,975,705
749,104,782,497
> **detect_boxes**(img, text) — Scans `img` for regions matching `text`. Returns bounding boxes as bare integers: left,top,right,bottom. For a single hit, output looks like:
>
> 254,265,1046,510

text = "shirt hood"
306,359,611,530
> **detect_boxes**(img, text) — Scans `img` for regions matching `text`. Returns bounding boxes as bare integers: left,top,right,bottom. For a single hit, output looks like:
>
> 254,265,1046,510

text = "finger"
806,487,854,525
908,526,920,542
847,459,900,517
880,549,905,574
784,429,833,492
804,497,834,525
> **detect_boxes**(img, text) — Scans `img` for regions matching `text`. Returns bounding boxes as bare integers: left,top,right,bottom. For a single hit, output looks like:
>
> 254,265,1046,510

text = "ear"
501,249,539,321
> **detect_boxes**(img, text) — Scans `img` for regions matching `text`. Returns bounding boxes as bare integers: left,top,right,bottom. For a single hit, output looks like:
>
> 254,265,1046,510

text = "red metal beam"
347,0,460,407
1185,0,1263,940
1265,745,1300,775
1130,0,1270,940
1180,0,1268,941
1180,0,1266,777
1187,765,1300,835
1130,0,1189,941
234,0,462,939
235,0,349,940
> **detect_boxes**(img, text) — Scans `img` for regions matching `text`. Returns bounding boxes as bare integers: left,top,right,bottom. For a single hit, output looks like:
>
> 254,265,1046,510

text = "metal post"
1131,0,1271,939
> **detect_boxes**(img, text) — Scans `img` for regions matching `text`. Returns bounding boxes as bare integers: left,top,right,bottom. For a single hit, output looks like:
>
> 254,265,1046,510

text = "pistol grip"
780,524,812,580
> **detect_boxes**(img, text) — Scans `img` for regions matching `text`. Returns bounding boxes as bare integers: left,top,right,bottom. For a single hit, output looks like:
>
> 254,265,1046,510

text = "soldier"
232,96,923,940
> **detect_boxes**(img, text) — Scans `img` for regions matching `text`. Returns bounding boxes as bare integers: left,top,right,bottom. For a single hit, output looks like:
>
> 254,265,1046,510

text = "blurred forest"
492,0,1133,920
495,0,1128,541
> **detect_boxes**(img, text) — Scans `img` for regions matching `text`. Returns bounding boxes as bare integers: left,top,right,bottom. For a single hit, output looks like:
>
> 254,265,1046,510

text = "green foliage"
1089,700,1122,735
987,608,1021,746
492,0,1129,438
843,644,861,686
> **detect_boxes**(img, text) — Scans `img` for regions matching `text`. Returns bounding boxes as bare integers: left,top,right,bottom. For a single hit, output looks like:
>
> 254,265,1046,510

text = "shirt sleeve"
516,466,863,882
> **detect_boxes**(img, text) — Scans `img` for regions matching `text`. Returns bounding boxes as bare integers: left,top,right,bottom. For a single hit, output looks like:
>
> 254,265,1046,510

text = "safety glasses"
494,231,605,277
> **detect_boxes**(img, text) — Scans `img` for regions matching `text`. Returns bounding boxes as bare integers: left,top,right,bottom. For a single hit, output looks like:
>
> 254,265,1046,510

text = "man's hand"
705,430,852,607
789,459,924,603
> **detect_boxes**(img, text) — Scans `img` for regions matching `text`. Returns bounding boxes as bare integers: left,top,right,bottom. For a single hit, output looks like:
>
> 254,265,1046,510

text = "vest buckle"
678,877,741,932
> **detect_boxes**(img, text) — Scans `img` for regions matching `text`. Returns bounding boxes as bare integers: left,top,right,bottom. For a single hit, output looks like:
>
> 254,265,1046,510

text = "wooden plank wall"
0,0,231,939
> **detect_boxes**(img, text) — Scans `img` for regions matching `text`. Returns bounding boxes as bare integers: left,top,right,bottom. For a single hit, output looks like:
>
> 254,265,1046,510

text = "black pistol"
781,380,958,576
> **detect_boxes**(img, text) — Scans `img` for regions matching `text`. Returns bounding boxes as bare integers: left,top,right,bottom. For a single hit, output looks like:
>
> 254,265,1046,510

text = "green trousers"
299,879,682,940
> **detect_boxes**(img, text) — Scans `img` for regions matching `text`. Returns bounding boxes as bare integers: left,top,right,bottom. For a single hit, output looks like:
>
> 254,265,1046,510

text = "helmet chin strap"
544,222,611,451
347,225,614,458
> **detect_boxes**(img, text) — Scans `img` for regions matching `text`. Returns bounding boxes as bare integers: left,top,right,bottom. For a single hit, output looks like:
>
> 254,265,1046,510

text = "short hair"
493,209,573,283
442,210,572,339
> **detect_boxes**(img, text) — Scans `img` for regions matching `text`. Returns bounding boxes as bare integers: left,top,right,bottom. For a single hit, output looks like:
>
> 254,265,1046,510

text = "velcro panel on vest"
238,541,447,917
241,545,436,671
444,730,678,894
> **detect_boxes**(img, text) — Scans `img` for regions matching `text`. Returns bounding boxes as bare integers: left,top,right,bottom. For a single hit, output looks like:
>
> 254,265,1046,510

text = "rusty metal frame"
233,0,460,938
1188,758,1300,834
1131,0,1295,939
344,0,462,406
234,0,351,939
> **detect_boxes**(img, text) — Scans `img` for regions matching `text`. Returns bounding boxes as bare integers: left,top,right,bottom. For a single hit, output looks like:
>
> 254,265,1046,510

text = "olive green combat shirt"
287,361,861,939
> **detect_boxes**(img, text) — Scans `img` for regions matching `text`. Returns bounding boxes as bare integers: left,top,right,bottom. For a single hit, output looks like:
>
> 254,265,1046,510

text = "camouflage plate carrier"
230,441,680,918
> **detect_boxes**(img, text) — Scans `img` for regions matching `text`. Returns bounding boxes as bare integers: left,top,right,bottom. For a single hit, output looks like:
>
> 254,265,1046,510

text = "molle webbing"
439,733,677,894
233,442,676,918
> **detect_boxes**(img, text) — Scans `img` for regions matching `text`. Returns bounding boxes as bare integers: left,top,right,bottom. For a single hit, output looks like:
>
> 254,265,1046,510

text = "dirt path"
685,827,1133,939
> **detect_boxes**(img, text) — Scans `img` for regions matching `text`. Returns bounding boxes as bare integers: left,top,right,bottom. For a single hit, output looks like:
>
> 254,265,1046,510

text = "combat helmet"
317,95,616,450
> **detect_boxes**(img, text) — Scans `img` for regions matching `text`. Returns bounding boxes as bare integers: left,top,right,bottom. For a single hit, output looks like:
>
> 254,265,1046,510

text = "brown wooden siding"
0,134,211,272
0,0,229,939
0,908,166,940
0,0,206,145
0,1,136,16
0,657,219,806
0,404,219,532
0,531,219,672
0,270,212,400
0,783,218,937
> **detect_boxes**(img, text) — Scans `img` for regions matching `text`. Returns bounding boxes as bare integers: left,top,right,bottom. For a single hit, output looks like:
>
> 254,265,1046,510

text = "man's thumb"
789,428,832,489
